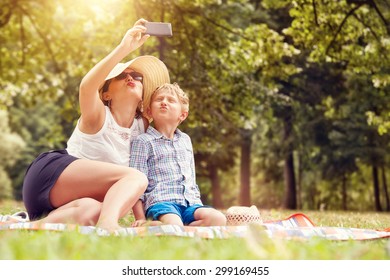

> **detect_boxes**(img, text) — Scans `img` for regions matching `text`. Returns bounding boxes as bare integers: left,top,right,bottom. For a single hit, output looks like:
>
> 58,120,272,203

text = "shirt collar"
147,126,182,140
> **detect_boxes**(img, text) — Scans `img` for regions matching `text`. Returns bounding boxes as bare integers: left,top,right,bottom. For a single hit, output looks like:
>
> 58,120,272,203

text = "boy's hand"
132,219,147,227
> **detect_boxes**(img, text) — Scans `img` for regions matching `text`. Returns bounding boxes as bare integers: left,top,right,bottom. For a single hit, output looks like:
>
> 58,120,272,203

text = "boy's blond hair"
151,83,189,111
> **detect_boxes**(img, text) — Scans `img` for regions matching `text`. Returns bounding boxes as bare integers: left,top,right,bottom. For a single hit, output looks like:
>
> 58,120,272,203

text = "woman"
22,19,170,232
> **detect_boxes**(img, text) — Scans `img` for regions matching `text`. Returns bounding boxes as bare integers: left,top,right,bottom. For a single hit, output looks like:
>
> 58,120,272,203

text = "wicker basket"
225,205,262,226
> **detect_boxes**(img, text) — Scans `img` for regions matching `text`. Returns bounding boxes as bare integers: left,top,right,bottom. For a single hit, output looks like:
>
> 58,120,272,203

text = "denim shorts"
146,202,206,225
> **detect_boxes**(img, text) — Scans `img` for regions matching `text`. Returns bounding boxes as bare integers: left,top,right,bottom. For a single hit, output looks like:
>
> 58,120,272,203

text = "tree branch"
175,3,257,44
352,13,389,60
17,4,60,72
353,13,381,42
202,16,257,43
347,0,390,34
326,3,364,56
369,0,390,35
0,0,16,28
19,12,26,66
312,0,319,26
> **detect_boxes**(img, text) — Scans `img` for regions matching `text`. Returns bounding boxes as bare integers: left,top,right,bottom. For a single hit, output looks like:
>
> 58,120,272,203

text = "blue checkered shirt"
129,126,203,211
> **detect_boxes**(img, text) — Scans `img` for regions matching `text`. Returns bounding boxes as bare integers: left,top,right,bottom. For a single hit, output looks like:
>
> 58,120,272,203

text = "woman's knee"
134,169,148,186
125,169,148,192
75,198,102,225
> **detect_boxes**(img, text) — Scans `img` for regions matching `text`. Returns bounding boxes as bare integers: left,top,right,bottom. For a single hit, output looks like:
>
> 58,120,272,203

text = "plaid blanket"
0,212,389,240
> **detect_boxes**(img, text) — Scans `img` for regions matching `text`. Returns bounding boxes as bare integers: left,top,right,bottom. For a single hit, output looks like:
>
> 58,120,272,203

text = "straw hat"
225,205,262,226
103,55,170,119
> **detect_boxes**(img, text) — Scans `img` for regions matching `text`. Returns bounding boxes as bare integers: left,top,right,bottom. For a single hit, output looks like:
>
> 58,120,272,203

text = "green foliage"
284,0,390,70
1,0,390,210
367,111,390,135
0,169,13,201
253,0,390,210
0,110,25,200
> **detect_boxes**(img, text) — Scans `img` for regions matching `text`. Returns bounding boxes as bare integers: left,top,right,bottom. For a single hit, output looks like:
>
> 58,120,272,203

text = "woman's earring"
108,99,112,108
139,101,144,112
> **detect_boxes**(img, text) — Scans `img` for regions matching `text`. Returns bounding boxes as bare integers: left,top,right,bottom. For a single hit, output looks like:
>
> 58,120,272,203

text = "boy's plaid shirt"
129,126,203,211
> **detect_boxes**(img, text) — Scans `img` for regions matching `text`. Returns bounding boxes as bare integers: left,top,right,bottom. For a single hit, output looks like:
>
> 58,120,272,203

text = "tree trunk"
341,174,347,210
209,163,223,209
284,152,297,209
372,165,382,211
297,151,302,209
381,166,390,211
239,129,252,206
283,113,297,209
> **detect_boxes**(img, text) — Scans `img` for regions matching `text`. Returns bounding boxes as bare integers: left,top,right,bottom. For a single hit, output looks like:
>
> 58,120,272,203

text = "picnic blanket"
1,212,389,240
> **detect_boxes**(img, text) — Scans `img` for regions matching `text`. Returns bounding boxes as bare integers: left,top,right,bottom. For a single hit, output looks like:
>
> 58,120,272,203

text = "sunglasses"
115,71,143,83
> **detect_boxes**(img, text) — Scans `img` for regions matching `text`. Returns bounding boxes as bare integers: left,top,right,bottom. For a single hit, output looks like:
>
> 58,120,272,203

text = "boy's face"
148,90,188,124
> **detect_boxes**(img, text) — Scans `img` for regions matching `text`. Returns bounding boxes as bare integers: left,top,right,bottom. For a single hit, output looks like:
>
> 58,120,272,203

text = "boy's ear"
146,107,152,119
179,111,188,122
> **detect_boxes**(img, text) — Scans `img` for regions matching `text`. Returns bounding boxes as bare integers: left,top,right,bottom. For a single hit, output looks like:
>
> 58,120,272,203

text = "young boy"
130,83,226,227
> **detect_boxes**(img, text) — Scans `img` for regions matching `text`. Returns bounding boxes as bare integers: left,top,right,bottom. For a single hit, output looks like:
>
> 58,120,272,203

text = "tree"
262,0,390,210
134,0,301,207
2,0,389,211
0,110,25,200
0,0,134,197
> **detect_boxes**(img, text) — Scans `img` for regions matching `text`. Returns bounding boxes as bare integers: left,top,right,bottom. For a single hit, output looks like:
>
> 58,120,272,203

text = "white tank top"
66,106,145,166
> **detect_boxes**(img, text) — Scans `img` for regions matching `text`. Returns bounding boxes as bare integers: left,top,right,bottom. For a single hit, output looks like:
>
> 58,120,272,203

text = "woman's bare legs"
42,198,102,225
47,159,147,231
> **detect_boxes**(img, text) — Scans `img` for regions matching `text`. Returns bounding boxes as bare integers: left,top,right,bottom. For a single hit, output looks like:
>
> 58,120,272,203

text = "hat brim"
103,56,170,120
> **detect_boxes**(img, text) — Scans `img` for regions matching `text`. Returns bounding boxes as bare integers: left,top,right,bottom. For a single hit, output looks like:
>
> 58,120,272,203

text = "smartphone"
145,22,173,37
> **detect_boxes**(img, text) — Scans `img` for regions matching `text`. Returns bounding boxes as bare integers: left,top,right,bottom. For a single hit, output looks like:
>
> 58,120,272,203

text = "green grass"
1,200,389,260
